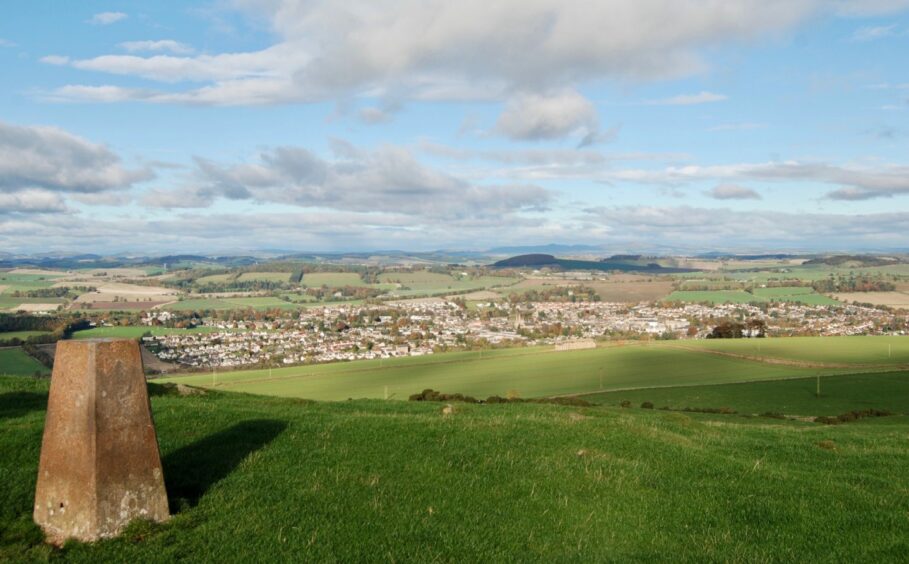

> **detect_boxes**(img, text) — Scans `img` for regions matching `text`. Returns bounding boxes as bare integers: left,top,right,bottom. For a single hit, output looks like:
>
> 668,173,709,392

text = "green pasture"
0,274,63,295
665,290,761,304
379,272,519,296
161,343,853,401
2,374,909,561
0,348,48,377
72,326,221,339
301,272,369,287
679,335,909,365
584,371,909,416
752,286,815,297
236,272,292,283
0,331,51,341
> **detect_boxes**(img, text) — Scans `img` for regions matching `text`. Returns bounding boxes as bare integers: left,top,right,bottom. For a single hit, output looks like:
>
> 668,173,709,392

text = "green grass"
665,290,764,304
72,326,221,339
301,272,369,287
0,348,48,377
160,343,857,401
378,272,519,297
680,336,909,366
0,331,51,341
0,274,63,294
666,288,840,306
2,375,909,561
752,286,814,296
162,299,233,311
221,297,300,310
584,371,909,415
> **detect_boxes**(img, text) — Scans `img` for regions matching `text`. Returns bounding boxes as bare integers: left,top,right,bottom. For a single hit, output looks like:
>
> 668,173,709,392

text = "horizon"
2,2,909,253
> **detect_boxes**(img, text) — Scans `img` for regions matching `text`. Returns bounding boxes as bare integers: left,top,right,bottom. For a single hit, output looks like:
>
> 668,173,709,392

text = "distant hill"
486,244,603,255
492,254,697,273
803,255,902,267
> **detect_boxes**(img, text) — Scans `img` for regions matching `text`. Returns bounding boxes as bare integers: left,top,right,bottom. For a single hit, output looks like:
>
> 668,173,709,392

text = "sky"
1,0,909,255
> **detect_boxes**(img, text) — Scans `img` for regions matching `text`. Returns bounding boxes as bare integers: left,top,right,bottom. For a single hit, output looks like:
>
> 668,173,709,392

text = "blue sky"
1,1,908,254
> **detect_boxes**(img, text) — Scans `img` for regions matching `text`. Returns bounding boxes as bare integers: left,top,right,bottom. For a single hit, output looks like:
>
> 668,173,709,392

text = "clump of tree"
812,273,895,293
707,319,765,339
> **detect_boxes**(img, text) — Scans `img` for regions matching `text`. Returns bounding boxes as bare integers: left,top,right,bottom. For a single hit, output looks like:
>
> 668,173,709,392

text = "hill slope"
2,376,908,561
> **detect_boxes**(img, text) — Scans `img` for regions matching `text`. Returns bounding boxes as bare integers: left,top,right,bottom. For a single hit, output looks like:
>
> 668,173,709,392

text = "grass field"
301,272,369,287
160,342,863,401
0,331,51,341
665,290,761,304
379,272,519,297
583,371,909,415
0,273,62,294
72,326,221,339
221,297,299,310
666,288,839,306
0,348,48,377
236,272,292,283
679,336,909,366
2,375,908,561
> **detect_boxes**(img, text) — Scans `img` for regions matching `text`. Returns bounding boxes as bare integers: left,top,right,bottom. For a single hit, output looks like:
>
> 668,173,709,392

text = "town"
139,299,909,370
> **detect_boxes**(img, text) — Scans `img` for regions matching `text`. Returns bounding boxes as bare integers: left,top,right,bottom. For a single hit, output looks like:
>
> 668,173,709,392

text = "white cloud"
88,12,127,25
648,91,728,106
40,55,70,66
145,143,552,219
0,38,16,48
0,190,68,214
0,120,153,194
49,0,828,105
495,90,602,144
119,40,195,55
851,24,898,41
583,205,909,249
602,160,909,200
707,184,762,200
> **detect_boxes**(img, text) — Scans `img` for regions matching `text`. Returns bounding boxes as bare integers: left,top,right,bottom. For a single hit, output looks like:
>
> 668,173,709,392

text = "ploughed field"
2,370,908,561
158,337,909,401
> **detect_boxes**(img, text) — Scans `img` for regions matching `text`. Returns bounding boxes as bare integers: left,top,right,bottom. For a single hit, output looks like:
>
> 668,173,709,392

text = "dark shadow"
162,419,287,511
0,391,47,421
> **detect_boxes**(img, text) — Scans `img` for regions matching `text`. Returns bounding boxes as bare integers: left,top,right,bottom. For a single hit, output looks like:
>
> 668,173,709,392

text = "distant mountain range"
491,254,699,273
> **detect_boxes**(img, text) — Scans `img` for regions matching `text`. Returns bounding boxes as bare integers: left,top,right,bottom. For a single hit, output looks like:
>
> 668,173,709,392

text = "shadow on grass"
0,391,47,421
163,419,287,511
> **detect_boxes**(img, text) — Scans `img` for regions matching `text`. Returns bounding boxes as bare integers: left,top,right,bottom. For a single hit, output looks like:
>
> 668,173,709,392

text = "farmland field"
678,335,909,366
0,331,51,341
665,290,760,304
72,326,221,339
666,288,839,305
582,371,909,415
301,272,368,287
222,297,299,310
379,272,519,296
834,291,909,308
0,347,48,377
160,342,862,401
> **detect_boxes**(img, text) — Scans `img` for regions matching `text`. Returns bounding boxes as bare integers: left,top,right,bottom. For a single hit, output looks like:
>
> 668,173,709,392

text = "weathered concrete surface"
34,339,169,545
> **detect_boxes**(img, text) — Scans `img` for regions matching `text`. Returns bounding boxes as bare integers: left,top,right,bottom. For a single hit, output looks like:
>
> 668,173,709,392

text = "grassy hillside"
158,341,868,401
583,371,909,415
0,348,49,377
2,375,907,561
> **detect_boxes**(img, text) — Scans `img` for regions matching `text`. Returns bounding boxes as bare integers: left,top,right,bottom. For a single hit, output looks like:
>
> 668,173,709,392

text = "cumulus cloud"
0,190,68,214
144,143,552,220
707,184,762,200
494,90,607,146
0,121,152,196
88,12,127,25
119,40,195,55
647,91,728,106
47,0,836,105
583,205,909,248
602,160,909,200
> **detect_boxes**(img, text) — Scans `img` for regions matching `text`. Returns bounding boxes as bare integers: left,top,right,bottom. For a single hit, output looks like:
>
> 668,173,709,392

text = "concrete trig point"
34,339,169,545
